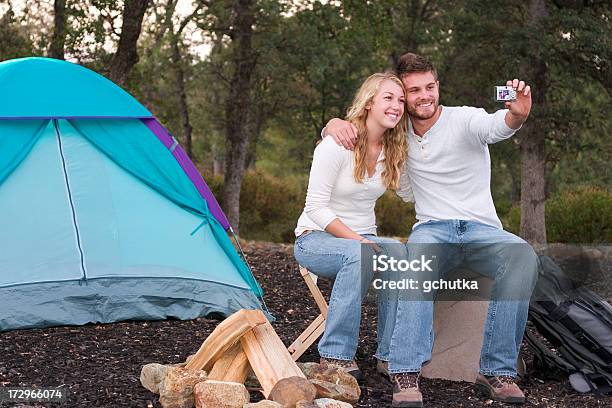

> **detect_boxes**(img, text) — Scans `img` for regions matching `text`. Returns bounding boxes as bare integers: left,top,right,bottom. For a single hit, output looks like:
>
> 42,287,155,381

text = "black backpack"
525,255,612,395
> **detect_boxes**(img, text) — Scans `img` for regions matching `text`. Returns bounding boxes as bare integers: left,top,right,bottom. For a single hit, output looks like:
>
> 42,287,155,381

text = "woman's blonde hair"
346,72,408,190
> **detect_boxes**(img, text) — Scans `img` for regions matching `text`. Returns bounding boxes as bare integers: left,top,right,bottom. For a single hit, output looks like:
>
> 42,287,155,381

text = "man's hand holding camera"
504,78,532,130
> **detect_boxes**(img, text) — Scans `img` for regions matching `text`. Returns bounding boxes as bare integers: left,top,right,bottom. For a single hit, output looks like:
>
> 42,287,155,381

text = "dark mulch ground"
1,242,610,407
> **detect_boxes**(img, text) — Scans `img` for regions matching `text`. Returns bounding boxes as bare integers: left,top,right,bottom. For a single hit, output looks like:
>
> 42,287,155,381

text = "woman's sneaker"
475,373,525,404
320,357,364,383
392,372,423,407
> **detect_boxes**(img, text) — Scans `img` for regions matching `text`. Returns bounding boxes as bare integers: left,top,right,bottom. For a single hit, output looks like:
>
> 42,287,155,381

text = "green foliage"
239,171,307,243
503,206,521,237
206,171,418,242
547,187,612,243
256,126,315,177
0,7,33,60
1,0,610,244
494,197,514,222
503,186,612,243
63,0,122,64
375,191,416,238
253,1,392,166
207,171,307,243
204,172,223,199
440,0,611,207
546,82,612,191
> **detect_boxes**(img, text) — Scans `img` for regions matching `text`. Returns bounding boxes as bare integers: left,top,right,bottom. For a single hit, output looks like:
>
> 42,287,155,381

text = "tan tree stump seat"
289,265,524,383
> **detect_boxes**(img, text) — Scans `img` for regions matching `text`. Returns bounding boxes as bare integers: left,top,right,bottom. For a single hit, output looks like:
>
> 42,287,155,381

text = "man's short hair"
396,53,438,80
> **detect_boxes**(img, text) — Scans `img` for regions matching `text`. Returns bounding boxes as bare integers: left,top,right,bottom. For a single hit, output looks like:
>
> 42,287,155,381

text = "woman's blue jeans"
294,230,405,361
386,220,539,376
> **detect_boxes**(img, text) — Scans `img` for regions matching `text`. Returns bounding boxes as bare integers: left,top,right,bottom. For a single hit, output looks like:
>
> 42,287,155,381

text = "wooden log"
185,309,267,372
208,342,251,383
241,321,306,398
288,314,326,360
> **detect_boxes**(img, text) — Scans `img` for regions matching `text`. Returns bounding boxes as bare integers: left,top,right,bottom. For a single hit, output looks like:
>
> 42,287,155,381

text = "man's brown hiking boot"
392,372,423,407
376,359,391,380
320,357,364,383
476,373,525,404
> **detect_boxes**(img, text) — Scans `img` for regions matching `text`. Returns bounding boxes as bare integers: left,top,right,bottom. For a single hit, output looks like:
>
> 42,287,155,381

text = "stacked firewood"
140,309,359,408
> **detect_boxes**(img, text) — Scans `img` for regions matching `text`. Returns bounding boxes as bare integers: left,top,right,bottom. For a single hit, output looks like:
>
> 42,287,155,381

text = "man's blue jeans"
384,220,539,377
294,231,406,361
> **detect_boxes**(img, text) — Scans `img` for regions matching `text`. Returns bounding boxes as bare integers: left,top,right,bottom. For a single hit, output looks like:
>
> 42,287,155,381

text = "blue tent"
0,57,264,331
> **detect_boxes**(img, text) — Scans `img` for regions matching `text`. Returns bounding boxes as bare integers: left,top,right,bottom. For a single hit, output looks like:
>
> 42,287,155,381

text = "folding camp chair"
288,266,329,360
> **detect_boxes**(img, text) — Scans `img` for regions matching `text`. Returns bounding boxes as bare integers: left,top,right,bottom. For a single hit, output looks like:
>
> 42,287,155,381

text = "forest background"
1,0,610,244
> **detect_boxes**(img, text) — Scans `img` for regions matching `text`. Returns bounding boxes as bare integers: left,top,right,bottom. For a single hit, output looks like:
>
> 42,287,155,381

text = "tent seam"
54,119,88,282
0,276,252,291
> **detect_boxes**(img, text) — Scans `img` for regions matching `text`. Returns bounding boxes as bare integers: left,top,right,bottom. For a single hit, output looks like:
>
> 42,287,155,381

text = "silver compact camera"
495,86,517,102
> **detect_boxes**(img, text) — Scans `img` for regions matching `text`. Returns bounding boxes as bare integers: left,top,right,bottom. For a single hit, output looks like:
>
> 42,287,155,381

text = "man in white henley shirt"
324,52,539,406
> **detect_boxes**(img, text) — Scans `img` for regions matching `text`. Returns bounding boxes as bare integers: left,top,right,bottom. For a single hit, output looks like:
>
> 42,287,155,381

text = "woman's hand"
360,237,382,253
325,220,382,252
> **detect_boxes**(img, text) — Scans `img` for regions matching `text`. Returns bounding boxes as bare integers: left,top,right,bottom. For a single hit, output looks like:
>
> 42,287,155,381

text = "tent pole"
229,227,271,315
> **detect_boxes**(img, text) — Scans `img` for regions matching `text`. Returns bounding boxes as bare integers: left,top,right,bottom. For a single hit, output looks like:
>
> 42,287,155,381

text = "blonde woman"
294,72,413,382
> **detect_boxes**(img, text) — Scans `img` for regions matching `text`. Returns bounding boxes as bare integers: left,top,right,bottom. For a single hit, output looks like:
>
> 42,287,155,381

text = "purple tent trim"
142,118,231,230
0,116,154,120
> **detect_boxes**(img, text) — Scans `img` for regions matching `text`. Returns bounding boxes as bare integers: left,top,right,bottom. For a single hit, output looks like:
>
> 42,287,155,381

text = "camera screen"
497,88,511,100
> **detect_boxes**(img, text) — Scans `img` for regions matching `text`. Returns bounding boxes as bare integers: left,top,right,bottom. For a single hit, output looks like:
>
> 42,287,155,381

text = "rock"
297,362,319,378
313,398,353,408
297,363,358,388
295,400,319,408
309,380,359,405
185,354,196,365
269,376,317,408
141,363,172,394
159,366,207,408
583,248,604,260
296,363,360,403
544,243,583,260
194,380,249,408
243,401,283,408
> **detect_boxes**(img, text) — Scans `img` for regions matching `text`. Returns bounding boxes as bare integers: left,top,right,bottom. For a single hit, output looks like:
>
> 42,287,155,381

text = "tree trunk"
108,0,150,87
244,99,266,169
519,0,548,245
510,166,521,205
222,0,256,233
170,36,193,157
48,0,67,59
519,119,547,244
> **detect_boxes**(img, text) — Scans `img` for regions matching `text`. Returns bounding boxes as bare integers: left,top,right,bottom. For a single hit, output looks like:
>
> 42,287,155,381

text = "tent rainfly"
0,57,264,331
